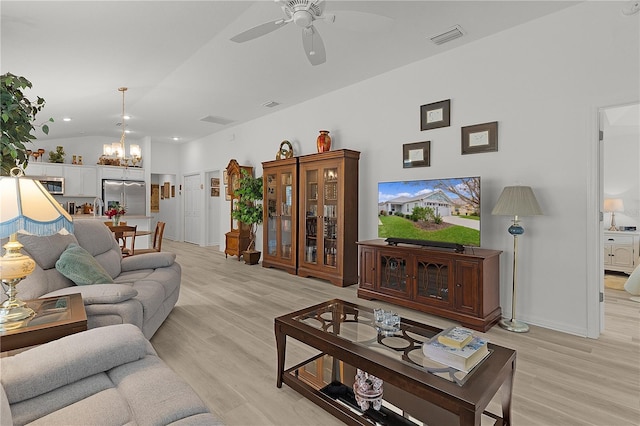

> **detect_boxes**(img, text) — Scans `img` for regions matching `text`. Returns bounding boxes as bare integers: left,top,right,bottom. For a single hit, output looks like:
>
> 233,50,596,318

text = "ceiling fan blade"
230,20,289,43
302,26,326,66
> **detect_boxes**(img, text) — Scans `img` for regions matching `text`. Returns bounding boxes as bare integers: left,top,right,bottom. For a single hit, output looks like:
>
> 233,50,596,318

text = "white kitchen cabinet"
100,166,144,181
604,231,640,274
24,162,64,177
63,165,98,197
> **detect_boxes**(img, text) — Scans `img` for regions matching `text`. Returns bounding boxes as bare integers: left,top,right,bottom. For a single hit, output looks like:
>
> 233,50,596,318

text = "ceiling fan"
230,0,336,66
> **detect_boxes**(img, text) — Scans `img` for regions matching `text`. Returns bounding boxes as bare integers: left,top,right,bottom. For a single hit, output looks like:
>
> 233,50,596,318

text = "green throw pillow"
55,243,115,285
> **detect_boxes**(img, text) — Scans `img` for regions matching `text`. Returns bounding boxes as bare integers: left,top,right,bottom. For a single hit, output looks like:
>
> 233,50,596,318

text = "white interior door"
183,173,201,244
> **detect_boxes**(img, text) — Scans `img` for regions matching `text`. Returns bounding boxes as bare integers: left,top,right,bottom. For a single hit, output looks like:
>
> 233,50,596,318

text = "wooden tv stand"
357,239,502,331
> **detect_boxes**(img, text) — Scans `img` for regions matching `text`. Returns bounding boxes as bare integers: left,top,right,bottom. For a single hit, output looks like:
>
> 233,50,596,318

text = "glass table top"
0,296,72,333
291,301,490,385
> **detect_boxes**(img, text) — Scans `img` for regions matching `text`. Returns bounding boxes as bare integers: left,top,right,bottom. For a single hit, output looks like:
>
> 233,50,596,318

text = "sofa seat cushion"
55,244,115,285
44,284,138,305
117,263,181,326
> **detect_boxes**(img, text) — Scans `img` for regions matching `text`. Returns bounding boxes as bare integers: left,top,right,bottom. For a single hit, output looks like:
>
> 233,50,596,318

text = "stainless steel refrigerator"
102,180,146,216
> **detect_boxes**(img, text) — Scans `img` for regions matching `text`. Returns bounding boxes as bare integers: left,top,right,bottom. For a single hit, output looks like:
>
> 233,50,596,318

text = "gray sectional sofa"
0,324,221,425
14,219,180,339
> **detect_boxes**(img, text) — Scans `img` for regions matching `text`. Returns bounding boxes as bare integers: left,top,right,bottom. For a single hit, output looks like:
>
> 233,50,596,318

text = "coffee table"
275,299,516,426
1,293,87,352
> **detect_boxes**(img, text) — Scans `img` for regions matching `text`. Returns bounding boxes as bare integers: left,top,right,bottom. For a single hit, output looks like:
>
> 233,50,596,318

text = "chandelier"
99,87,141,167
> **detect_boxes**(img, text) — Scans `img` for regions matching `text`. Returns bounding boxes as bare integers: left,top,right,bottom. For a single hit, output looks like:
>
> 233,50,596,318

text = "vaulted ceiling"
1,1,578,145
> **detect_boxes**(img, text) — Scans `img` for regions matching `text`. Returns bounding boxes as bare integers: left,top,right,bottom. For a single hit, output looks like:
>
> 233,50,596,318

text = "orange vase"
317,130,332,153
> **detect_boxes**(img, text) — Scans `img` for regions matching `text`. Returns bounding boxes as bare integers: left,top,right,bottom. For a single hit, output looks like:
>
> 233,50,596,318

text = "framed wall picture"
403,141,431,168
225,186,231,201
211,187,220,197
171,185,175,197
223,170,228,185
461,121,498,155
420,99,451,131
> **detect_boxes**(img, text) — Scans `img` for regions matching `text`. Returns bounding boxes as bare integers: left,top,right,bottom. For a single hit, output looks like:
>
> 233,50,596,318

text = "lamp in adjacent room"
0,168,73,329
492,185,543,333
604,198,624,231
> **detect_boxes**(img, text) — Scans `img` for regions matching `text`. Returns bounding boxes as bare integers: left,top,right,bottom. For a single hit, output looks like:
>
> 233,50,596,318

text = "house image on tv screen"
378,176,481,247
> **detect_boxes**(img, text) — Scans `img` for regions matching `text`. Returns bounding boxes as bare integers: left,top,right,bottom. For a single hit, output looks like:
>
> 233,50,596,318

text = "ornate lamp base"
499,318,529,333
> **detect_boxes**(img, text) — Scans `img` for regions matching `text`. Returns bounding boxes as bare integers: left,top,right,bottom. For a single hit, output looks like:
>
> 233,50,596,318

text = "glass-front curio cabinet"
262,157,298,275
224,159,253,260
297,150,360,287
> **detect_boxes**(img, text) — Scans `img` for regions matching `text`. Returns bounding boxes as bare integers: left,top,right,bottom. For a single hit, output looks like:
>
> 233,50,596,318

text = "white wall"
167,2,638,336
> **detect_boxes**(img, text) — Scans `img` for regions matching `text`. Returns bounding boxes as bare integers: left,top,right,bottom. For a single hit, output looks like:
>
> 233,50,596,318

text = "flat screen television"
378,176,481,247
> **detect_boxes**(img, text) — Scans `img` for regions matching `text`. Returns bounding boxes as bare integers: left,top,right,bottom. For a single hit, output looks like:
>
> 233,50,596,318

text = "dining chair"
134,222,165,255
106,224,137,256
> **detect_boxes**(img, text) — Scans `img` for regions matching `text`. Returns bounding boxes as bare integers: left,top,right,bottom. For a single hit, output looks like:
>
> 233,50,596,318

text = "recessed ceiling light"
123,115,131,120
262,100,280,108
124,130,131,134
172,137,180,141
62,117,72,122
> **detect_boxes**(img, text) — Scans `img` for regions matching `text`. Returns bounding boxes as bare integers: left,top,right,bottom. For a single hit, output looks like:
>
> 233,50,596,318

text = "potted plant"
1,73,53,175
231,170,263,265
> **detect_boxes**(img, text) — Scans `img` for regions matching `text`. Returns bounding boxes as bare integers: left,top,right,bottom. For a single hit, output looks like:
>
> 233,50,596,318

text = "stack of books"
422,327,489,373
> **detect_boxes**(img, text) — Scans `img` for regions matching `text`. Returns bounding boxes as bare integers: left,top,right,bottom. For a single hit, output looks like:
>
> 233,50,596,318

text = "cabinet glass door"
266,172,277,256
280,171,293,259
415,258,452,307
322,167,338,268
303,170,319,264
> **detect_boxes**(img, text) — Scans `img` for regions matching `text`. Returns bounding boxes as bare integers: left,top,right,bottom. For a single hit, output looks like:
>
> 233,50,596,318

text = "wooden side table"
0,293,87,352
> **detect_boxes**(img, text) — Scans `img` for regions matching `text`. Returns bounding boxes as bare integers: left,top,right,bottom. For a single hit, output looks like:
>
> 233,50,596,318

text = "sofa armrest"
44,284,138,304
121,252,176,272
0,324,152,404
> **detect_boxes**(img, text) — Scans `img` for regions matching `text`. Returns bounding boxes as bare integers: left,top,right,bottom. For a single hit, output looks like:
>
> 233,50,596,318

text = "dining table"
104,224,152,255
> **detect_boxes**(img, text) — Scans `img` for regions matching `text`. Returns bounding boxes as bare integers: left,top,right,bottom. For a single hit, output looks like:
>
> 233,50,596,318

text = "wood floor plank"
151,241,640,426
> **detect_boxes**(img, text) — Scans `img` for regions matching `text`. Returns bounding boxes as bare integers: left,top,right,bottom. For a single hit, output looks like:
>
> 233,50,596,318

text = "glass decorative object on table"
353,369,383,411
373,308,400,336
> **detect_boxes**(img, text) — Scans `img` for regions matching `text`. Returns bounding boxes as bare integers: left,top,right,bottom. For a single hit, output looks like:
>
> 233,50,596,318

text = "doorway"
598,101,640,332
183,173,201,244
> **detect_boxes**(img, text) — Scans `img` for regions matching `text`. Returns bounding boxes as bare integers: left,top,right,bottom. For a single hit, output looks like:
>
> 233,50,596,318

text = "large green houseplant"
231,170,263,265
1,73,53,175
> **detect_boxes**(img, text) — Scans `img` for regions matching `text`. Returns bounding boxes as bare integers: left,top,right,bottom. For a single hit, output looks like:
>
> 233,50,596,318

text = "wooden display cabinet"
262,157,298,275
224,159,253,260
357,239,502,331
297,149,360,287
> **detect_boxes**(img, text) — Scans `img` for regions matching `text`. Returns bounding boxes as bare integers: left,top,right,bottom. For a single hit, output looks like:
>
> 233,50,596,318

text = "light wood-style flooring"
151,241,640,426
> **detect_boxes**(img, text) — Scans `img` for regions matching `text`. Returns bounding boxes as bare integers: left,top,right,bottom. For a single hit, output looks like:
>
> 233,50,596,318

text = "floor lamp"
0,168,74,330
492,186,543,333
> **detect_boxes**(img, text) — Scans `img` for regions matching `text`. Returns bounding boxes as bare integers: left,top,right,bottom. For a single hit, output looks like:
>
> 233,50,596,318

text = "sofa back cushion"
73,220,122,278
18,232,78,270
14,232,77,299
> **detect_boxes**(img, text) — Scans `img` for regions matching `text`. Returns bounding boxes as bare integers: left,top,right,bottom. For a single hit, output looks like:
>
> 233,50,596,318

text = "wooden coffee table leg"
502,359,516,426
275,323,286,388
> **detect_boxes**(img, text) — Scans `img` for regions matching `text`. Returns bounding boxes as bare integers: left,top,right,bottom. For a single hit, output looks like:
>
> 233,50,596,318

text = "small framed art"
461,121,498,155
420,99,450,131
403,141,431,168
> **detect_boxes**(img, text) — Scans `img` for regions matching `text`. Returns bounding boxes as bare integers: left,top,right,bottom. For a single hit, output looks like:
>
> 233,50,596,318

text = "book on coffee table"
436,326,474,349
423,335,489,373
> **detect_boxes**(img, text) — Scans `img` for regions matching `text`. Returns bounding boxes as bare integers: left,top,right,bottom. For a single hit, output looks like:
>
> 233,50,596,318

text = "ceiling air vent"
262,100,280,108
200,115,234,125
429,25,465,46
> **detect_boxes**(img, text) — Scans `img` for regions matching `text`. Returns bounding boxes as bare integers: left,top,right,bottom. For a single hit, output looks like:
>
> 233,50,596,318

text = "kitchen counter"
71,215,152,249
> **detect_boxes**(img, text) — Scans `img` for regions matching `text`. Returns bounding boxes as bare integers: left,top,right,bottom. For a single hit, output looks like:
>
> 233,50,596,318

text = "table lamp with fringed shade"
0,168,73,327
491,185,543,333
